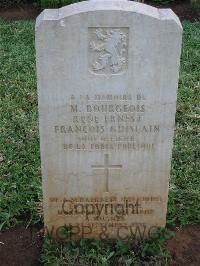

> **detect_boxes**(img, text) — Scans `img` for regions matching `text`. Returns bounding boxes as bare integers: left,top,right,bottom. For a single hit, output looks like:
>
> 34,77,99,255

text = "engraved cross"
91,154,122,192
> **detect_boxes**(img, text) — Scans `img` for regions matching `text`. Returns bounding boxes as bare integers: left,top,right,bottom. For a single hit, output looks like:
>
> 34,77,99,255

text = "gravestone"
36,0,182,240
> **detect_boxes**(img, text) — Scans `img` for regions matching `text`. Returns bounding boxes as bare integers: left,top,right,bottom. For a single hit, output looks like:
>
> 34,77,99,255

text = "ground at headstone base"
0,225,199,265
166,225,200,266
0,225,42,266
0,0,199,21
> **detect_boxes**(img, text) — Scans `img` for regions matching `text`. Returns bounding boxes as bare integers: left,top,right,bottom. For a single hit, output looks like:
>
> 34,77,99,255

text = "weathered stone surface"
36,0,182,240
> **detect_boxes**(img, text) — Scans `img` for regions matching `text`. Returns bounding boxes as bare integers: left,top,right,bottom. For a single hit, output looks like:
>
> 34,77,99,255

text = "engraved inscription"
47,195,163,240
91,154,122,192
54,93,160,151
89,28,128,74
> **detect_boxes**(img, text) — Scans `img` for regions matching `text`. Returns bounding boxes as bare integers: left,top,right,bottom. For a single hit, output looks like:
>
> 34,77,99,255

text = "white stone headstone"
36,0,182,240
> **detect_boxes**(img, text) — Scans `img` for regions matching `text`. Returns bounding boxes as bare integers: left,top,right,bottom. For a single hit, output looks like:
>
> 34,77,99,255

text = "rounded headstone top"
36,0,182,31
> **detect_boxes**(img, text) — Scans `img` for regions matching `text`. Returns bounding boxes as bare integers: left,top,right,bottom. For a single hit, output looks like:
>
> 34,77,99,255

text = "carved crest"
89,28,128,74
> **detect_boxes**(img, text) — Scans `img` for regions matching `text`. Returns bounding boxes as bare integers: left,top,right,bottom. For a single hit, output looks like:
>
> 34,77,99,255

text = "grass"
167,22,200,226
0,21,41,229
0,20,199,265
41,228,173,265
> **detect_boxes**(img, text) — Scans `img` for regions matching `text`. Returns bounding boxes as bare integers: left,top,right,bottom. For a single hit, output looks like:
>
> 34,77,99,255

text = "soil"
166,225,200,266
0,0,199,21
147,0,200,21
0,4,40,20
0,224,199,265
0,225,42,266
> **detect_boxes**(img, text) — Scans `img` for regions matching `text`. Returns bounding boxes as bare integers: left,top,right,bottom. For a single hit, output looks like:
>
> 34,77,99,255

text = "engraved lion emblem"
89,28,128,74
